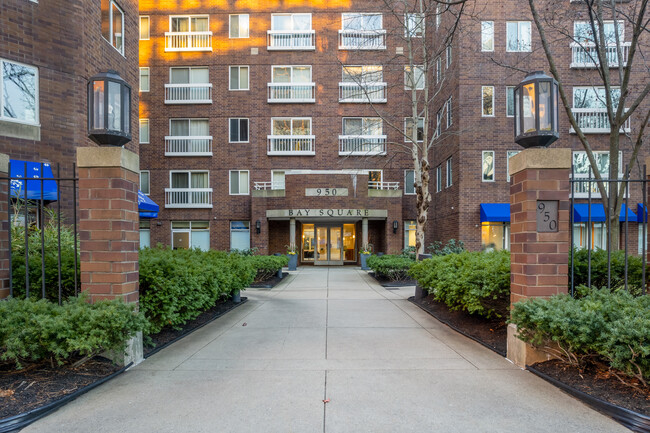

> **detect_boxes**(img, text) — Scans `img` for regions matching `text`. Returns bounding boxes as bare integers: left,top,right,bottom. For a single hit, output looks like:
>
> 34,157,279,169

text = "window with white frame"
140,170,150,195
446,157,452,187
172,221,210,251
139,67,150,92
404,220,416,248
436,109,442,137
272,118,311,135
404,170,415,195
573,86,620,110
230,221,250,251
340,13,385,49
507,21,531,52
435,56,441,83
573,222,606,250
229,66,249,90
404,65,425,90
446,45,452,68
639,223,647,255
446,97,453,127
229,14,250,38
0,59,38,125
343,117,382,135
271,170,285,190
368,170,383,189
170,118,209,138
482,222,510,251
229,118,249,143
272,65,312,84
572,151,622,197
506,150,520,182
436,165,442,192
171,171,209,190
574,20,623,45
101,0,124,54
170,15,209,33
139,220,150,248
405,117,424,142
481,21,494,51
272,13,312,31
170,66,209,85
139,119,149,143
342,65,383,83
482,151,495,182
139,16,150,40
229,170,250,195
342,13,383,31
506,86,515,117
405,13,424,37
435,5,441,30
482,86,494,116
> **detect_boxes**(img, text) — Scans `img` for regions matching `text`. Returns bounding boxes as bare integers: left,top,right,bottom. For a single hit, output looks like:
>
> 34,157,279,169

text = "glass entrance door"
315,225,344,265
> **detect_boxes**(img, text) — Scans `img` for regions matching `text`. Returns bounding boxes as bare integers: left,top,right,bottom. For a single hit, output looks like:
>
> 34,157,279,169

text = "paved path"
25,267,627,433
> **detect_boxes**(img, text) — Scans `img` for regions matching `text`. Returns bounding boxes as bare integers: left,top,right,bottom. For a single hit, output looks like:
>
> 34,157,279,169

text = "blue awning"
138,191,159,218
10,160,58,201
573,204,637,222
637,204,648,223
480,203,510,222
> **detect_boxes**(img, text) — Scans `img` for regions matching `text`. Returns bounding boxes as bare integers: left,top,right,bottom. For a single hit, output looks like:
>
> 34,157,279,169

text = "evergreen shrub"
366,254,415,281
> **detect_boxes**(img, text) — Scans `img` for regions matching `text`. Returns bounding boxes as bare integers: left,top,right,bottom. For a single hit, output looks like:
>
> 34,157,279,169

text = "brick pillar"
507,148,571,367
0,154,9,299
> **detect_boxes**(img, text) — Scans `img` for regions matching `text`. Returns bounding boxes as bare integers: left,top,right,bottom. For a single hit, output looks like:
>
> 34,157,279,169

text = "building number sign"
537,200,559,233
305,188,349,197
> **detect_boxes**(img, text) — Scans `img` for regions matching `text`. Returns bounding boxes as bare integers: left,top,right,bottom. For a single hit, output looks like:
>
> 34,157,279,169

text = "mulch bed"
369,272,417,287
249,272,288,289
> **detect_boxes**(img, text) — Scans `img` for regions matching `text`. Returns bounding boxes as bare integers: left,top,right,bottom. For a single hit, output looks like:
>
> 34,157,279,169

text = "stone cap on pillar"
509,148,572,177
0,153,8,174
77,147,139,173
645,157,650,171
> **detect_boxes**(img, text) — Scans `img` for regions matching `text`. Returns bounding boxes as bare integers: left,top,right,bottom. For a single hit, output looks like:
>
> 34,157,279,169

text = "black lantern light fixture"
88,70,132,147
255,220,261,234
514,71,559,149
393,220,399,234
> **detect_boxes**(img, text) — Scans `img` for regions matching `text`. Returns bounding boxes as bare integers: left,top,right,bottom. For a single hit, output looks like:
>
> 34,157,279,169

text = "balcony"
368,181,400,190
339,82,387,103
571,173,625,199
267,83,316,103
254,181,285,190
569,108,631,134
164,136,213,156
338,30,387,50
164,84,212,104
570,42,630,68
338,135,387,156
164,32,212,52
368,181,401,198
165,188,213,208
267,135,315,156
267,30,315,50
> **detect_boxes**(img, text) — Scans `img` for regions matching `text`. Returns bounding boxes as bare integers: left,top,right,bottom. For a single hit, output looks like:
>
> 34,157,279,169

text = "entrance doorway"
302,223,356,265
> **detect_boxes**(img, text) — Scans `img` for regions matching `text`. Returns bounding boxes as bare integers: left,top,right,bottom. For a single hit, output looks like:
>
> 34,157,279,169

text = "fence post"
507,148,571,368
0,153,9,299
77,147,142,365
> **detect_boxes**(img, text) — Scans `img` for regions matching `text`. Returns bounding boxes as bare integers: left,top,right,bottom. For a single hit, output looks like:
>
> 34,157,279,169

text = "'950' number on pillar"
537,200,559,233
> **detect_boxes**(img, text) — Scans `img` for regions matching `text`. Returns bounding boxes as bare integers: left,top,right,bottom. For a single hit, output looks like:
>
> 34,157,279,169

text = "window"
446,157,452,187
506,86,515,117
368,170,383,189
343,117,382,135
482,151,495,182
140,16,150,40
271,170,285,190
272,13,312,31
404,170,415,195
405,117,424,142
342,13,383,31
435,57,441,83
172,221,210,251
229,14,250,38
139,220,150,248
0,59,38,125
482,86,494,116
572,151,623,198
482,222,510,251
101,0,124,55
139,119,149,143
574,20,623,45
404,65,425,90
170,15,209,33
639,223,647,255
229,66,249,90
446,97,453,127
435,5,441,30
506,150,520,182
139,67,150,92
405,13,424,37
573,222,606,250
436,165,442,192
229,118,249,143
170,67,209,84
481,21,494,51
170,118,209,137
140,171,150,195
342,65,383,83
272,65,312,83
507,21,531,52
230,221,250,251
404,220,416,248
340,13,384,49
573,86,620,109
171,171,209,190
446,45,452,68
272,118,311,135
436,110,442,137
229,170,250,195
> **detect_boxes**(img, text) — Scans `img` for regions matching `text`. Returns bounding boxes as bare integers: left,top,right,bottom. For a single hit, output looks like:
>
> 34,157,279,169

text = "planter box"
360,252,371,270
287,254,298,271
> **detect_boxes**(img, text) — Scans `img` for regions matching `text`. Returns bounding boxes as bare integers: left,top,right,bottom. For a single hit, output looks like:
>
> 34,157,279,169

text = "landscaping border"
250,272,289,289
369,272,417,288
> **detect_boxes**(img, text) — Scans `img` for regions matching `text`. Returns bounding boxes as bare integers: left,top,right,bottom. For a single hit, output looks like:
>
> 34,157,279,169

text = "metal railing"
368,181,399,190
267,30,315,50
164,136,213,156
338,135,387,155
267,135,315,155
338,30,387,50
164,188,213,208
339,82,387,103
164,83,213,104
164,31,213,51
267,83,316,103
570,42,630,68
569,108,631,134
253,181,285,190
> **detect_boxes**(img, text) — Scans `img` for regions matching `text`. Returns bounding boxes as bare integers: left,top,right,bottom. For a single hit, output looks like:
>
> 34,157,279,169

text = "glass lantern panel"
514,87,520,136
108,81,122,131
122,85,130,134
538,81,551,131
93,81,105,130
522,83,536,133
554,83,559,131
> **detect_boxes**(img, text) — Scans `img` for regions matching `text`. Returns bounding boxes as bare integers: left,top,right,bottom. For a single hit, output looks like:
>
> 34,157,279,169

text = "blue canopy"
10,160,58,201
138,191,159,218
637,204,648,223
480,203,510,222
573,203,636,222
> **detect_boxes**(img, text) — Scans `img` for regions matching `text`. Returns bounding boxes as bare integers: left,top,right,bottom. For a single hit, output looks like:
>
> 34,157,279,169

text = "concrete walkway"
25,267,627,433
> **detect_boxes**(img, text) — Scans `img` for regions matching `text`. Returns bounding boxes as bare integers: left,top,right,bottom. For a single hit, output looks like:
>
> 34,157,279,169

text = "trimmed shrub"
427,239,466,256
367,254,415,281
572,248,646,296
409,250,511,318
0,296,147,369
246,255,288,282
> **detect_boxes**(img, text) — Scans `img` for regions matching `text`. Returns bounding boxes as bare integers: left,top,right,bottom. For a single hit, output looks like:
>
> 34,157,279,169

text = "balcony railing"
569,108,631,134
338,135,387,156
267,30,315,50
267,135,315,156
253,181,285,190
164,32,213,52
164,136,213,156
338,30,387,50
339,82,387,103
165,188,213,208
571,173,626,199
368,181,400,190
164,83,213,104
267,83,316,103
570,42,630,68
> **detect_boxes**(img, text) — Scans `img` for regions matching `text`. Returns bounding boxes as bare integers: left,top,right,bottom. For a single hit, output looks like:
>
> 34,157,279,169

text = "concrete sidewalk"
24,267,627,433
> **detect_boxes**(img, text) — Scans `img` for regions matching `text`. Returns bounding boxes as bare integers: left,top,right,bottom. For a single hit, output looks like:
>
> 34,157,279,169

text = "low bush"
367,254,415,281
0,295,146,369
510,289,650,387
246,255,289,282
409,250,511,318
427,239,466,256
572,248,646,296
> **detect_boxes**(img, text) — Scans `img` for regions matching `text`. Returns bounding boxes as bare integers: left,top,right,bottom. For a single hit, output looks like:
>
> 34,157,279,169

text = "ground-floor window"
343,223,356,261
230,221,250,251
573,222,606,250
172,221,210,251
302,223,315,261
639,223,647,255
404,220,416,248
140,220,150,248
481,222,509,251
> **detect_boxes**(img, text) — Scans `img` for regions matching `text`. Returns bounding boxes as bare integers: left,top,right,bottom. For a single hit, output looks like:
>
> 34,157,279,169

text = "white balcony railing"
164,84,213,104
368,181,400,190
570,42,630,68
165,188,213,208
267,30,315,50
164,31,213,52
267,135,315,156
267,83,316,103
339,82,387,103
571,173,626,199
570,108,631,134
254,181,285,190
164,136,213,156
338,135,387,156
338,30,387,50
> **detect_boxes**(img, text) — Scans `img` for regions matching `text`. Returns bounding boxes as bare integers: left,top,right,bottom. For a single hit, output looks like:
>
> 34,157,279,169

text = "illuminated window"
481,222,510,251
404,220,416,247
101,0,124,55
140,16,150,40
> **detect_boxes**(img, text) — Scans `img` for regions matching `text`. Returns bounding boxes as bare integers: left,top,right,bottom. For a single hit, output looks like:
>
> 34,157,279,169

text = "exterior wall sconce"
514,71,559,149
256,220,261,234
88,70,132,146
393,220,399,234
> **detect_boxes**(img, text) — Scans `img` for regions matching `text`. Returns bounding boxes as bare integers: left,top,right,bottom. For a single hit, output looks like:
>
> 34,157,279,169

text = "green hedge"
366,255,415,281
510,289,650,385
245,255,288,282
409,250,511,318
0,296,146,368
572,248,646,296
